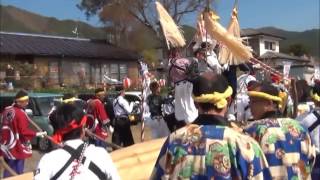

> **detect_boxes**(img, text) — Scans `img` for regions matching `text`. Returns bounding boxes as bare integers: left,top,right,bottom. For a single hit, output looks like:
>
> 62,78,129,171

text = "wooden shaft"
249,58,282,76
27,117,63,147
291,79,298,118
249,58,284,78
84,129,122,150
0,157,18,176
141,76,146,142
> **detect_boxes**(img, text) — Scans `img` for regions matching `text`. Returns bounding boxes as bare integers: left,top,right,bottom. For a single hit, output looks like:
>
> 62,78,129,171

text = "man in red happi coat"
0,90,47,177
86,88,112,148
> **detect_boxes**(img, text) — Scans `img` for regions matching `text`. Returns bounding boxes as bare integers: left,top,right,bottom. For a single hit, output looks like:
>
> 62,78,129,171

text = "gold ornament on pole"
219,1,247,65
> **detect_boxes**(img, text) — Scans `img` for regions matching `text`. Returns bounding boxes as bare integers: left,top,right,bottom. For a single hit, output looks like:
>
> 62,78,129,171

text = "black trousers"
112,117,134,147
312,154,320,180
163,113,186,132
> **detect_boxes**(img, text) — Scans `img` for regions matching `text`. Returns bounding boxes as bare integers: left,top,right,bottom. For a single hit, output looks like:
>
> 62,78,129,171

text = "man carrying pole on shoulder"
86,88,112,148
0,90,47,177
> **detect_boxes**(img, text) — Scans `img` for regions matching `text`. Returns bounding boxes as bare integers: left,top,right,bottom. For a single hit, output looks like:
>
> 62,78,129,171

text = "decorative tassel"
219,6,246,65
155,1,186,49
204,10,252,64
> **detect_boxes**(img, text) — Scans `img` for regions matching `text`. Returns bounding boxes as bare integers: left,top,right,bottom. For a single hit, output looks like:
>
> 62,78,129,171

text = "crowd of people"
0,46,319,179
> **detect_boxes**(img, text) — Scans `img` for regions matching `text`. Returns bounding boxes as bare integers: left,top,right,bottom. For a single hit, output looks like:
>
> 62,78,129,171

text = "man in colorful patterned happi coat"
151,72,271,179
297,80,320,179
245,82,316,179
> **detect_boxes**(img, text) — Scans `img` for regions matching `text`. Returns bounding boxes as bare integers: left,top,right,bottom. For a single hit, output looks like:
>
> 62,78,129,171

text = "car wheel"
38,138,51,152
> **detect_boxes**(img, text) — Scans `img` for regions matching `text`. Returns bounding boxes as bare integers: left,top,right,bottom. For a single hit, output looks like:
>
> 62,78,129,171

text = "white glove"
108,126,114,134
36,131,47,138
227,114,236,121
223,64,229,71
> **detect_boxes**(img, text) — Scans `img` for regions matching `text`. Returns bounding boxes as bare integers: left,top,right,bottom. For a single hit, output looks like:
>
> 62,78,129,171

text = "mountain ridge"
0,5,319,57
0,5,107,39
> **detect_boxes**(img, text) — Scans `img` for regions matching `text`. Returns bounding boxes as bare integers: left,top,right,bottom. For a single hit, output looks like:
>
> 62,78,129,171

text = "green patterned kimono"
151,114,271,179
245,118,316,180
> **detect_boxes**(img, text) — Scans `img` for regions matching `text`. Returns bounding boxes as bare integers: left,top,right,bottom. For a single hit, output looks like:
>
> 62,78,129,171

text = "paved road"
24,124,153,173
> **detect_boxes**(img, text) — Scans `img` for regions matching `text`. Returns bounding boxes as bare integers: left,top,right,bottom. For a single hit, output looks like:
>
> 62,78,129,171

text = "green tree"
288,43,309,57
78,0,213,35
77,0,216,64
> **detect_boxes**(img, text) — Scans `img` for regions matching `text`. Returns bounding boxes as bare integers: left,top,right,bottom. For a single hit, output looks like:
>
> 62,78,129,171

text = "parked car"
124,91,142,125
0,92,63,151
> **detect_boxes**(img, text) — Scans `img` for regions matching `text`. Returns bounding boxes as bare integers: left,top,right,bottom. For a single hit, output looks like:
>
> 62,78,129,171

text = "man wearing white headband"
0,90,46,177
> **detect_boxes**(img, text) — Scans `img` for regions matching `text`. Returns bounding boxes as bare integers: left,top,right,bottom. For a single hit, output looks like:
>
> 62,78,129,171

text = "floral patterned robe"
151,114,271,179
244,118,316,180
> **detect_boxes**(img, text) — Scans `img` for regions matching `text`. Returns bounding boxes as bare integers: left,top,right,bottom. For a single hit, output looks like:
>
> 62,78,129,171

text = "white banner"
283,61,292,78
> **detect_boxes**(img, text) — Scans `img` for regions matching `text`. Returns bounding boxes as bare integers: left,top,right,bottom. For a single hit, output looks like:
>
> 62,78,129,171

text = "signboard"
283,61,292,79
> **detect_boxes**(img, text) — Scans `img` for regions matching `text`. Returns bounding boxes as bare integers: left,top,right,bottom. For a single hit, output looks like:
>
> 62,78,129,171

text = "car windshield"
36,97,56,116
124,95,138,102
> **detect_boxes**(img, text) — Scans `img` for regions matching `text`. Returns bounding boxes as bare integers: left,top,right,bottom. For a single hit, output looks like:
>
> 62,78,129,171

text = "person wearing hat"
152,72,271,179
34,103,120,180
194,42,222,74
0,90,47,177
112,85,135,147
86,88,112,148
168,55,198,125
244,82,316,179
297,80,320,179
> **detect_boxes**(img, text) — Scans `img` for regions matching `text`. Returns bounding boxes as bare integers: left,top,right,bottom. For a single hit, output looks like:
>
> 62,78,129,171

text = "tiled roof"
259,51,310,62
0,32,141,61
241,29,285,40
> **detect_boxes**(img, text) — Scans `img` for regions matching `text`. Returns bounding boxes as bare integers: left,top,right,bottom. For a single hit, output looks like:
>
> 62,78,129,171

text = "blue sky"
1,0,319,31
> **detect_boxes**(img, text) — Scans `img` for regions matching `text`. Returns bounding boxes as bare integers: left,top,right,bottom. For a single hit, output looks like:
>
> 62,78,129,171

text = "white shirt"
34,139,120,180
113,95,134,117
228,93,252,122
162,98,175,116
297,109,320,154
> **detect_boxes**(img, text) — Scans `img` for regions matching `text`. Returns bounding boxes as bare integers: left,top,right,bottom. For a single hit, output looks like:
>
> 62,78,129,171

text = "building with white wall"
241,29,314,82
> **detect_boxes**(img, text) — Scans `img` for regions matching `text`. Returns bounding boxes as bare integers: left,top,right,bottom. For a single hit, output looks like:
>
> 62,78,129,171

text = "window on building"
264,41,276,51
48,61,59,83
90,63,128,83
119,64,128,80
110,64,119,80
102,64,110,80
90,64,101,84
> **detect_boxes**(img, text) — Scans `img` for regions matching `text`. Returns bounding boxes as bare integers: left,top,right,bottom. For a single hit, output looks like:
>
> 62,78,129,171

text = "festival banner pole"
84,129,122,150
140,63,145,142
140,86,145,142
249,58,285,78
